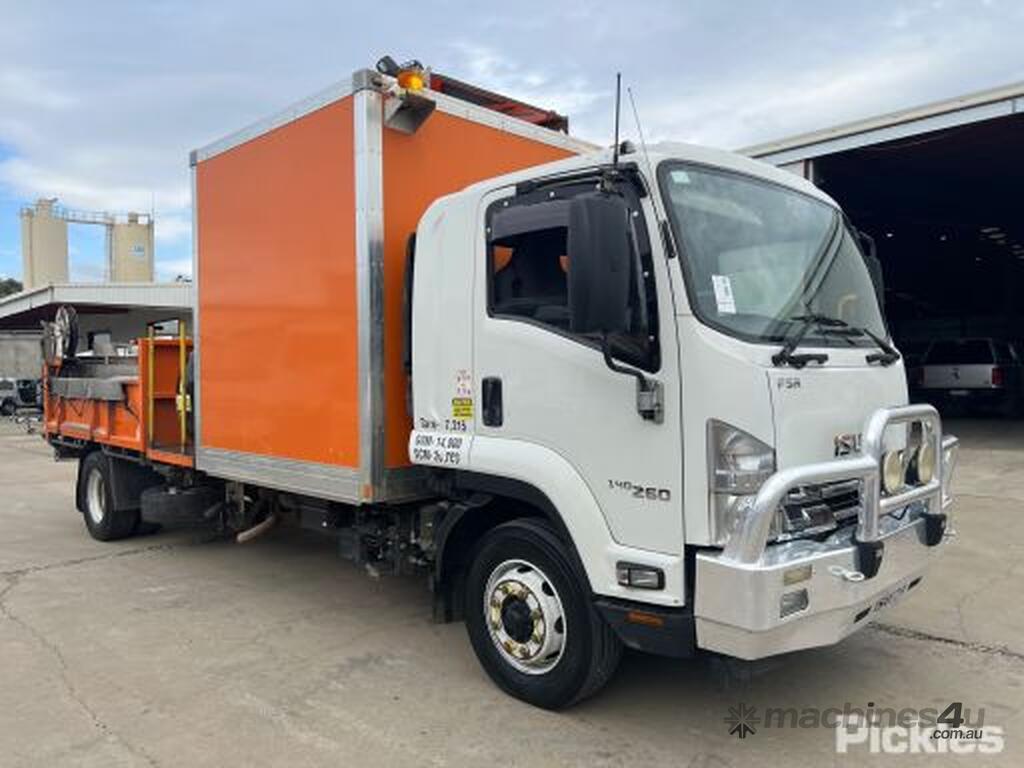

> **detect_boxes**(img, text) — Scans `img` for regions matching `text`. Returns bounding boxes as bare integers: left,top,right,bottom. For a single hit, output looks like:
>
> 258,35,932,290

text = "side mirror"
567,193,633,335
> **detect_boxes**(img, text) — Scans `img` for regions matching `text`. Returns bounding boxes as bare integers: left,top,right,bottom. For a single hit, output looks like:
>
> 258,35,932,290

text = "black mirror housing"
567,192,633,335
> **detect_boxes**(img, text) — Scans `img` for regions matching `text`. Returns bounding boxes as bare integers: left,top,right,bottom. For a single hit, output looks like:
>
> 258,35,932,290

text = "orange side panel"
382,112,576,467
197,98,359,467
43,338,196,469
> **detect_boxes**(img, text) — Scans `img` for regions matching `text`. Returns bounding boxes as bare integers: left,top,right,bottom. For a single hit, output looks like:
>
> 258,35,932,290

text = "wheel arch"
432,472,592,623
76,447,163,514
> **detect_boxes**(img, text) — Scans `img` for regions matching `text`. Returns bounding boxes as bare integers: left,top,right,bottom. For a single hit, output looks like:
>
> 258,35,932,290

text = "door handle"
482,377,503,427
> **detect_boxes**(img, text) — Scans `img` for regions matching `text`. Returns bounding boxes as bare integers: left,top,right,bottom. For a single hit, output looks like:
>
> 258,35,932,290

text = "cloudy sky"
1,0,1021,282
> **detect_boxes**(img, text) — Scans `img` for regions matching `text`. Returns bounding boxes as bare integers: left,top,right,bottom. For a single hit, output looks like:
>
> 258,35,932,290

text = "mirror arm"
600,334,663,423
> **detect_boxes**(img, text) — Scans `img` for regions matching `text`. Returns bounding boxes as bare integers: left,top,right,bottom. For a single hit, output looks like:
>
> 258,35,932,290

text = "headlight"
709,421,775,493
881,449,905,495
708,421,775,546
907,442,935,486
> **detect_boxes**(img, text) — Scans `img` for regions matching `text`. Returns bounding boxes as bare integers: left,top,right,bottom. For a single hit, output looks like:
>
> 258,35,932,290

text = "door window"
485,179,660,372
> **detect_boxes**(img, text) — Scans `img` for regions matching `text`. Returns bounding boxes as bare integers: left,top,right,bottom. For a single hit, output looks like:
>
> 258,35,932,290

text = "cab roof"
453,140,839,209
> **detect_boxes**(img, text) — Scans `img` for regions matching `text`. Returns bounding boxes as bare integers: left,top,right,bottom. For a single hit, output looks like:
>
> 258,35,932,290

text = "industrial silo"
20,199,69,289
109,213,155,282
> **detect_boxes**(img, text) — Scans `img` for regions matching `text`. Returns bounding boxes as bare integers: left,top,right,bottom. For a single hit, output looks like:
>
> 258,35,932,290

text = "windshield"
659,163,887,345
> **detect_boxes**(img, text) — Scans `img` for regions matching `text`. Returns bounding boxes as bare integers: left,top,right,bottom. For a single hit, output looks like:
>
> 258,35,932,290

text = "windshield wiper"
790,312,901,366
772,220,845,369
771,316,829,368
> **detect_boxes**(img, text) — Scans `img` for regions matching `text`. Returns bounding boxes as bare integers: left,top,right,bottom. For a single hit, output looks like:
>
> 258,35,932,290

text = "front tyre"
464,519,622,709
78,451,139,541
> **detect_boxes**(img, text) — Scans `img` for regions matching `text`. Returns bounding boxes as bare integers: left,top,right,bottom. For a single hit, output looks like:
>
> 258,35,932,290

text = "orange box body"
191,72,587,503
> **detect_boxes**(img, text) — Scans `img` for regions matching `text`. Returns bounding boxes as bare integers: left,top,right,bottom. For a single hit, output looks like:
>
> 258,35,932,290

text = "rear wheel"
79,452,139,541
464,519,622,709
0,398,14,416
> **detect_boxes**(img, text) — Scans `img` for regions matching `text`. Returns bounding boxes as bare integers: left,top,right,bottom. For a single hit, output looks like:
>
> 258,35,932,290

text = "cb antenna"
627,85,668,220
612,72,622,167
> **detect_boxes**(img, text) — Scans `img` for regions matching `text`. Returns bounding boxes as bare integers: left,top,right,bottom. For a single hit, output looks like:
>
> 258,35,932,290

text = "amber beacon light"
376,55,428,91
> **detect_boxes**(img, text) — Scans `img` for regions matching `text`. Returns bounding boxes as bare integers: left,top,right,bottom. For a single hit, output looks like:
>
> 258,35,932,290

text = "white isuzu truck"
409,143,958,707
48,62,959,710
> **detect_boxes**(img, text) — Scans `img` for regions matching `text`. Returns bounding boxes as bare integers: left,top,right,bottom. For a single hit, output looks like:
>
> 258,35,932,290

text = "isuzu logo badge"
834,432,862,456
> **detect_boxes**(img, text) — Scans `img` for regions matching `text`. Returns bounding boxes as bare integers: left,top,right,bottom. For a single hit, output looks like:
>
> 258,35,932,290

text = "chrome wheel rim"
483,559,566,675
86,468,106,525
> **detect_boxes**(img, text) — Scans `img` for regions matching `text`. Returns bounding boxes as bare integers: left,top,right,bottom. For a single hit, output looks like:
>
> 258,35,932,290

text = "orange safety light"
397,67,426,92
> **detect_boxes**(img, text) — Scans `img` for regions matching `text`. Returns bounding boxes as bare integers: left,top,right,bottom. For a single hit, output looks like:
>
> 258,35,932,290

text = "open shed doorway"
812,112,1024,414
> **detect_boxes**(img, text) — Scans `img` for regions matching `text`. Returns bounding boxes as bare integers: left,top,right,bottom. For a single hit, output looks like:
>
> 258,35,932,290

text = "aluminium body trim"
197,447,430,504
197,447,363,502
191,67,596,166
190,166,201,458
192,78,358,164
426,88,597,154
190,67,598,167
354,86,386,500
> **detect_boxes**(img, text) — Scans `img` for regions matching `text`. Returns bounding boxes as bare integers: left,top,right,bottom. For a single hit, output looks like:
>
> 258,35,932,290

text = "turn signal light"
626,611,665,628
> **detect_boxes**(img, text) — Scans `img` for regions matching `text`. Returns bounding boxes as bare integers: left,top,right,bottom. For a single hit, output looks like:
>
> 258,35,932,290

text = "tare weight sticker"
409,430,472,467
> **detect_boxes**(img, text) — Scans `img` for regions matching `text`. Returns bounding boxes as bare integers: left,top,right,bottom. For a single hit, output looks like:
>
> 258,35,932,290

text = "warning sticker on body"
711,274,737,314
455,369,473,397
451,397,473,419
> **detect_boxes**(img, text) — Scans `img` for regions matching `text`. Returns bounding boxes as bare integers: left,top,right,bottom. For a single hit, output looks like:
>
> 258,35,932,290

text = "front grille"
781,479,861,535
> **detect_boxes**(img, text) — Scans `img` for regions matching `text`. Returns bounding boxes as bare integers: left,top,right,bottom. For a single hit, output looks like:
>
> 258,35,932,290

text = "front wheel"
79,451,139,541
464,519,622,709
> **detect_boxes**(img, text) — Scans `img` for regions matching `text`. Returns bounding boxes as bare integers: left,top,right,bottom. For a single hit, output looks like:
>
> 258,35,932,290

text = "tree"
0,278,23,299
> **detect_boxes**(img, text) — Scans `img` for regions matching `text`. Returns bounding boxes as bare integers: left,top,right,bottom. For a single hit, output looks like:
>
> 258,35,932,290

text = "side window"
491,220,570,329
485,179,660,371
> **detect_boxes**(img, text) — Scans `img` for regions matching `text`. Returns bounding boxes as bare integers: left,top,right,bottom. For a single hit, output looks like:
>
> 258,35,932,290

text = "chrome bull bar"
722,404,959,575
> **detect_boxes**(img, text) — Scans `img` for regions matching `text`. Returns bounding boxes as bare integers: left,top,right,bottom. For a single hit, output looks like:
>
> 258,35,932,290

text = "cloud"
0,0,1021,286
0,70,78,111
69,259,106,283
155,214,191,246
447,41,606,117
155,257,193,282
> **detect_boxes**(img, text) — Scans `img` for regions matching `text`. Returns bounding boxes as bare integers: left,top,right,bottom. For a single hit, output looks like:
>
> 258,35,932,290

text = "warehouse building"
744,81,1024,353
0,282,191,356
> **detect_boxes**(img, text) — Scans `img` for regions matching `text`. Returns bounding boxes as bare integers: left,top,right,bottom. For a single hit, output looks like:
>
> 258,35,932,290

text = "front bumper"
695,404,959,660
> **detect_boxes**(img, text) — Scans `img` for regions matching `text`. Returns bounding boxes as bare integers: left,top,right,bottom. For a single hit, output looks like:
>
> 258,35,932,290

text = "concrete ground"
1,418,1021,767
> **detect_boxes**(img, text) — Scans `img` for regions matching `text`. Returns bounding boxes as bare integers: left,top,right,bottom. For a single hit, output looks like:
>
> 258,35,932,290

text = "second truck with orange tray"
44,57,961,709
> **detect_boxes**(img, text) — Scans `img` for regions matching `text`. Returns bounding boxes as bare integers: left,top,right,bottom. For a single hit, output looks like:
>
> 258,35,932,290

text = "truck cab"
409,143,958,700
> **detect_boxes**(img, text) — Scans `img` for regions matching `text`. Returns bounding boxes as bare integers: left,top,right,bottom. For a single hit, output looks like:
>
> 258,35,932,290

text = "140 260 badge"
608,478,672,501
